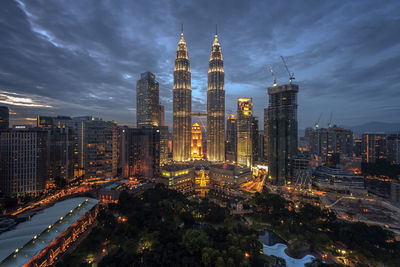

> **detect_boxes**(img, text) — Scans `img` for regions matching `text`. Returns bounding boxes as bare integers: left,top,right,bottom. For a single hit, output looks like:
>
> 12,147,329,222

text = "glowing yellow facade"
237,98,253,166
173,32,191,161
207,34,225,162
191,123,203,159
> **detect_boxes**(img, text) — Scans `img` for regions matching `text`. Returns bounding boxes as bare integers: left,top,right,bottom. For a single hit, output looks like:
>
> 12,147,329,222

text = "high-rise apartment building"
136,72,160,127
46,126,76,185
118,126,128,177
309,126,353,160
52,116,91,171
159,104,165,126
207,33,225,162
159,126,169,165
226,114,237,162
83,119,118,179
265,84,299,185
191,123,203,159
0,127,47,196
237,98,253,167
361,133,400,164
0,106,9,131
123,128,160,180
387,134,400,164
173,32,191,161
37,115,118,180
251,116,259,163
362,133,387,163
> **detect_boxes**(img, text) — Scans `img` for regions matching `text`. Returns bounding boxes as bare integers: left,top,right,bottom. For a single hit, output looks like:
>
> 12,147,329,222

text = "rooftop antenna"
181,23,183,34
280,56,295,84
216,24,218,36
269,65,277,87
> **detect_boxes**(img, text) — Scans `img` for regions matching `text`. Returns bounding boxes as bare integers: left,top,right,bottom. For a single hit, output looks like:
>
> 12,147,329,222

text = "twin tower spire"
173,27,225,162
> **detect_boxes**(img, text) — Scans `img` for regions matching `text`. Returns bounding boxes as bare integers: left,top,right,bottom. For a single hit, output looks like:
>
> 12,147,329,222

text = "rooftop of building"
210,163,252,175
161,163,195,172
314,166,363,177
0,197,98,266
267,83,299,94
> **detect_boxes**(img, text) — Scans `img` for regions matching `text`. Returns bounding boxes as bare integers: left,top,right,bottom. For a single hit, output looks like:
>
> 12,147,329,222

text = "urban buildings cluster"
0,30,399,210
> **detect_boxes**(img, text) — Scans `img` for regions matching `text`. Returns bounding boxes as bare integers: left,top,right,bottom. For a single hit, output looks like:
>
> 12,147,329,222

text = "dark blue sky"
0,0,399,129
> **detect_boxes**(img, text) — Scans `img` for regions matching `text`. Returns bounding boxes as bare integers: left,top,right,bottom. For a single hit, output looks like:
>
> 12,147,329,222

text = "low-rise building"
159,164,195,196
0,198,98,266
209,163,252,188
314,166,366,195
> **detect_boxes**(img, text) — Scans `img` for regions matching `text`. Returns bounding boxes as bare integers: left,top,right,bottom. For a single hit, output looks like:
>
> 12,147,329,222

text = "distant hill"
341,122,400,135
299,122,400,136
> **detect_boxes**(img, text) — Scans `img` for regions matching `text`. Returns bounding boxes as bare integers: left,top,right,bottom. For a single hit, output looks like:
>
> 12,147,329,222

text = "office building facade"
226,114,237,162
124,128,160,180
46,126,76,184
237,98,253,166
0,106,9,131
251,116,259,163
83,120,118,179
309,126,353,160
159,126,169,165
0,127,47,196
136,72,160,127
362,133,387,163
265,84,299,185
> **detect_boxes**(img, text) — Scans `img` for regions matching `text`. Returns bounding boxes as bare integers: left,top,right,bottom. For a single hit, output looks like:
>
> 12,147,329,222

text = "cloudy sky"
1,0,399,129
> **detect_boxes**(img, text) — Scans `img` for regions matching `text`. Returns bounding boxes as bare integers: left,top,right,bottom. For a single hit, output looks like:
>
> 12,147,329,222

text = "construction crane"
315,112,323,129
280,56,295,84
269,65,277,87
328,112,333,128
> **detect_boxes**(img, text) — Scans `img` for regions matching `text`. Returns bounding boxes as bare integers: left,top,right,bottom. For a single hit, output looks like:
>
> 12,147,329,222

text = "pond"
259,229,314,267
262,243,314,267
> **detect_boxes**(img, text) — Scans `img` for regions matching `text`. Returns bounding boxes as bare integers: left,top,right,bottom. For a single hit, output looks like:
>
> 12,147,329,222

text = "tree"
181,229,211,255
202,248,212,267
215,256,225,267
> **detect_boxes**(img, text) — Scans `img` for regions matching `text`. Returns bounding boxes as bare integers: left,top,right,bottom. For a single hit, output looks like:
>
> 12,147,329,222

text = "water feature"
259,229,314,267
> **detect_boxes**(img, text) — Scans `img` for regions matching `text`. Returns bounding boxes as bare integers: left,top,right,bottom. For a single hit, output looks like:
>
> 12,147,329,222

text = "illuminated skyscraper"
207,33,225,162
191,123,203,159
159,126,169,165
237,98,253,166
265,84,299,185
173,32,191,161
226,114,237,162
136,72,160,127
251,116,259,163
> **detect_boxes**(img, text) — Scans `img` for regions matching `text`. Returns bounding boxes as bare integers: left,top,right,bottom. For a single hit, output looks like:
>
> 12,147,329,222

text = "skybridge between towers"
191,112,207,131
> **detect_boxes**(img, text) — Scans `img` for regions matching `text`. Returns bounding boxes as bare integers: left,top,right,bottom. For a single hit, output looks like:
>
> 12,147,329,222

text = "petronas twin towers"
173,31,225,162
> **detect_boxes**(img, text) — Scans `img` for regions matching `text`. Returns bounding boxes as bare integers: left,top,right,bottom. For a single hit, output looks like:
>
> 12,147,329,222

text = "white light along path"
263,243,314,267
0,197,98,266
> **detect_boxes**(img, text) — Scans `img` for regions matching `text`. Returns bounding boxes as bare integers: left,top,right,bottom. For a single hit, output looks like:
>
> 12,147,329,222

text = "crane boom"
280,56,295,84
315,112,323,129
328,112,333,128
269,65,277,87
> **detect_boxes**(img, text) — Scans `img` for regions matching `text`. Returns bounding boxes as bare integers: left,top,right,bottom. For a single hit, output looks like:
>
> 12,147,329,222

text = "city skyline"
1,0,400,129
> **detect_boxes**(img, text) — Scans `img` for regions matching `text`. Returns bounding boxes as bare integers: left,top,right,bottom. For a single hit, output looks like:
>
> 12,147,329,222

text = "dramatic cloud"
0,0,399,129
